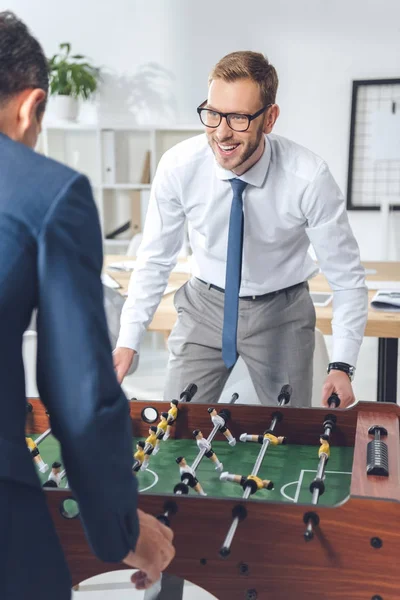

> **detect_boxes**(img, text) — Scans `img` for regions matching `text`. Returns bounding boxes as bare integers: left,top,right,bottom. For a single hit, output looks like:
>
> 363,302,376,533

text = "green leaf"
47,43,100,99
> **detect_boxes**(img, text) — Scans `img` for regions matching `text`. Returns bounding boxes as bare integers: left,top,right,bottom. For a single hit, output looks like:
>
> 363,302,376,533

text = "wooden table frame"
105,257,400,403
27,398,400,599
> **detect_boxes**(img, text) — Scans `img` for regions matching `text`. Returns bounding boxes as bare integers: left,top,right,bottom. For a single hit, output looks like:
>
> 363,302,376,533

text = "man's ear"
263,104,280,134
17,88,46,137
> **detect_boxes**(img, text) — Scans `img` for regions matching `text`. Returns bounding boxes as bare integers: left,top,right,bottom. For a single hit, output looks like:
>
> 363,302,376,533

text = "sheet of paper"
366,281,400,291
370,290,400,311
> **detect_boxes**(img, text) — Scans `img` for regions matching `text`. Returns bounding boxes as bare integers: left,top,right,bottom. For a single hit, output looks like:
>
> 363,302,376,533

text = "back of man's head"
0,11,48,145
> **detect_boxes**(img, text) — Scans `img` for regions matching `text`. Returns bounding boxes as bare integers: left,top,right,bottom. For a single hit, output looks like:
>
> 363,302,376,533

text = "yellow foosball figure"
141,426,158,470
132,441,146,473
25,437,48,473
153,413,169,455
220,472,274,494
193,430,223,471
318,434,330,460
176,457,207,496
163,400,179,441
239,430,287,445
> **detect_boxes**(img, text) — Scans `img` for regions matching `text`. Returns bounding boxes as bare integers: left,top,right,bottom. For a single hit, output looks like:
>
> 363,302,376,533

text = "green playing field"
31,434,354,506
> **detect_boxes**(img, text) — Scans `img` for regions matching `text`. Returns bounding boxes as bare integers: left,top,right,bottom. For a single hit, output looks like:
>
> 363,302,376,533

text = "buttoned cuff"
116,324,144,354
331,337,361,369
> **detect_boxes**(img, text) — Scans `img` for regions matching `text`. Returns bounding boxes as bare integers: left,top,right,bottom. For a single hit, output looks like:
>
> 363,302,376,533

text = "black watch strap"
327,362,355,381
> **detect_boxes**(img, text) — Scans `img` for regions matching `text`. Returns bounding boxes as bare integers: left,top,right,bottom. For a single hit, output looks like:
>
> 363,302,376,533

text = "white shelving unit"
38,121,203,253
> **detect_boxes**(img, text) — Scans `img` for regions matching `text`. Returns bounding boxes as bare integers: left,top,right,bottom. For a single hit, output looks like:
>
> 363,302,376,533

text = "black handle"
328,393,341,408
180,383,198,402
278,384,292,404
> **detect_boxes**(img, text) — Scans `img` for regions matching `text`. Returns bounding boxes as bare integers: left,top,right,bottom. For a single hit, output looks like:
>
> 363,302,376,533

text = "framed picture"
346,78,400,211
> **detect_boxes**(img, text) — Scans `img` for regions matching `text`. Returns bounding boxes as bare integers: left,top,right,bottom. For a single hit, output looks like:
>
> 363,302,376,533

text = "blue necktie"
222,178,248,369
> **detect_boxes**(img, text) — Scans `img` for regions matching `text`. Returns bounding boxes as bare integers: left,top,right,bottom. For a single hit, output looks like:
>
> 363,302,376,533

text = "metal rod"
35,428,52,446
191,425,220,472
251,437,271,476
221,437,270,551
220,387,291,556
176,424,221,494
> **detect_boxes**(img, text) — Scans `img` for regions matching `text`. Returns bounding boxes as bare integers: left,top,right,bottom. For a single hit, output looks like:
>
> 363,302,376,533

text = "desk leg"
377,338,398,403
143,573,184,600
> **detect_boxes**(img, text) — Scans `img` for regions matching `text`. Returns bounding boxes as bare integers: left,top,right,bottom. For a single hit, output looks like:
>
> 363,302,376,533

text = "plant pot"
51,95,79,121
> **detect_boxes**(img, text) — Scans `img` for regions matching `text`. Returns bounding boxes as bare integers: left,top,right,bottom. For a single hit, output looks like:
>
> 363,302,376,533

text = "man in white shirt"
114,51,367,409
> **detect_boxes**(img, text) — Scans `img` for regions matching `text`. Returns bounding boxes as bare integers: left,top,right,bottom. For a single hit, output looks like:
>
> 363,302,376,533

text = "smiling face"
205,78,278,175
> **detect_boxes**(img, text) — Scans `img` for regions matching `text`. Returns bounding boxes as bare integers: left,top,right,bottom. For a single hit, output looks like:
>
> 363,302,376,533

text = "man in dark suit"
0,12,174,600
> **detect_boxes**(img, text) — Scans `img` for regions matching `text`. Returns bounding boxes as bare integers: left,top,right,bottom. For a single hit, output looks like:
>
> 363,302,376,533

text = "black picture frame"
346,78,400,211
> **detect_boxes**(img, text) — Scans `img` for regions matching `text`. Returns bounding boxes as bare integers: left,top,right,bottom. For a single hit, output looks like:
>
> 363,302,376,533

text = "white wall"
8,0,400,259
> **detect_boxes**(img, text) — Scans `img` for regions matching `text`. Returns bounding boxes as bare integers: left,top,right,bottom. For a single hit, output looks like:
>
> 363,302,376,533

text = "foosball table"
26,388,400,600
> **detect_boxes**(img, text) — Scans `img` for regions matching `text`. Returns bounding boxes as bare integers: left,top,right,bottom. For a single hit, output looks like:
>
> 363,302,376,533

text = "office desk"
105,257,400,403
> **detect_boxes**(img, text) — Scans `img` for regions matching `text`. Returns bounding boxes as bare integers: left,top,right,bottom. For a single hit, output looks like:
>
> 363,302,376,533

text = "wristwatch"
327,362,355,382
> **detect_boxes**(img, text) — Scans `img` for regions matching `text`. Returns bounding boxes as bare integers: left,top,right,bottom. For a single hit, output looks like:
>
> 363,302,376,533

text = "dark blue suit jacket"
0,133,139,562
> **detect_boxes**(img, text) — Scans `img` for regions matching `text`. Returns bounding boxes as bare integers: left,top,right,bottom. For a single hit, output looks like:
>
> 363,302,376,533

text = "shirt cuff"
116,324,145,353
331,337,361,368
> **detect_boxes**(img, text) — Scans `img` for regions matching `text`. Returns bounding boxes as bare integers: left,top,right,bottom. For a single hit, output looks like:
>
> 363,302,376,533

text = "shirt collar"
214,134,271,188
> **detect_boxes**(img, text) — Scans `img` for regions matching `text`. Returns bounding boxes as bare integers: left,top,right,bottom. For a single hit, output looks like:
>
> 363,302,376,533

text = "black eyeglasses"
197,101,272,132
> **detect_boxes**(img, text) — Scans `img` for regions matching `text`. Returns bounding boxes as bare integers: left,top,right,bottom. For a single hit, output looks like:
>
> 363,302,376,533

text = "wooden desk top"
104,256,400,339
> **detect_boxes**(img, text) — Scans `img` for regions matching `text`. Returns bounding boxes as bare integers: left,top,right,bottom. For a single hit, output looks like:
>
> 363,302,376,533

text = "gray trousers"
163,277,316,407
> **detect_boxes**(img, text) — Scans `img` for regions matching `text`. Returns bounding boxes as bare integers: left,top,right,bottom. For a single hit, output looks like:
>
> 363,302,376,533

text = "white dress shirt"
118,133,368,366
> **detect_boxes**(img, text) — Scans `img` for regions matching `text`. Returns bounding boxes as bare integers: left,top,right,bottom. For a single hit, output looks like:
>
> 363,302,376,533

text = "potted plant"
48,43,100,121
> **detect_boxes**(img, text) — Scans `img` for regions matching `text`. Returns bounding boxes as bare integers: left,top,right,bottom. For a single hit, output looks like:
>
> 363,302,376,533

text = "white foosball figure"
176,456,207,496
193,430,223,471
47,461,63,487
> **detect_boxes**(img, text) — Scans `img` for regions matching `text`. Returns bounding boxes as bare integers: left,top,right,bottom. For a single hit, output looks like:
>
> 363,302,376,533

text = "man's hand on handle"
321,370,355,409
113,347,136,384
123,509,175,590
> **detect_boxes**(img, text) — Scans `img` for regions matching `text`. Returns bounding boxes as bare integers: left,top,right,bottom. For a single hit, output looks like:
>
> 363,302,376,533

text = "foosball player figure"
153,412,169,455
175,457,207,496
141,426,158,470
47,461,62,486
193,430,223,471
240,429,287,446
163,400,179,441
207,407,236,446
25,437,48,473
132,441,146,473
318,434,330,460
220,472,274,494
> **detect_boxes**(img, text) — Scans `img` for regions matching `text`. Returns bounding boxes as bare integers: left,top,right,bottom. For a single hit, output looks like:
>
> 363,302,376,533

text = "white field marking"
292,469,352,503
139,469,159,493
280,481,298,502
293,470,306,503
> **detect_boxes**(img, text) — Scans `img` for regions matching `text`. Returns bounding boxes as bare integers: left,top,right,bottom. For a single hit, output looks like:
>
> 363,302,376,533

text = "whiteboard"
370,110,400,161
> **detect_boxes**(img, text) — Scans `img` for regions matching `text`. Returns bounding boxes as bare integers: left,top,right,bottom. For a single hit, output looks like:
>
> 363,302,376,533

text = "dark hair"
0,11,48,115
137,441,145,448
171,400,178,406
42,480,58,488
161,412,169,418
193,430,200,436
150,426,157,433
52,461,62,468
